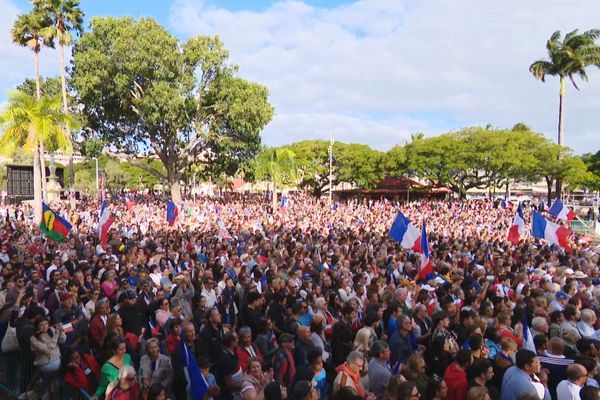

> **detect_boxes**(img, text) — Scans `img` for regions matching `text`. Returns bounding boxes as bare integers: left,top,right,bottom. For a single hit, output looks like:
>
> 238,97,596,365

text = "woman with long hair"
403,354,428,395
61,347,100,395
425,378,448,400
94,336,134,399
30,316,66,396
425,335,452,379
395,381,421,400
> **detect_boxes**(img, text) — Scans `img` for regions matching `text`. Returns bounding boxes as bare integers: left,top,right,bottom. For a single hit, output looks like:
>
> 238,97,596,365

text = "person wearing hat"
550,291,571,313
118,290,147,338
274,333,296,388
52,291,87,347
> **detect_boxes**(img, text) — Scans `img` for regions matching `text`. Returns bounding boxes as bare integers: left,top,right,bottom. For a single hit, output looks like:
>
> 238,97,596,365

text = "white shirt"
201,288,217,308
556,380,582,400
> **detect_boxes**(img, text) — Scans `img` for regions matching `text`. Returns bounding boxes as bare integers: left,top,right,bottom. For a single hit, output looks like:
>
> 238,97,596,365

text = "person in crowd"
368,341,392,400
94,336,134,399
139,337,173,393
61,347,100,395
444,348,472,400
500,349,550,400
30,316,66,394
105,365,139,400
241,357,273,400
556,363,589,400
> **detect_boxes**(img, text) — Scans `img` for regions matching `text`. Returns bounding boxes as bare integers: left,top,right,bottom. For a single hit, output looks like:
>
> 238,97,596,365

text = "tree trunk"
34,50,41,99
546,177,553,206
170,179,182,203
555,76,566,200
40,142,47,201
59,43,76,199
32,136,42,222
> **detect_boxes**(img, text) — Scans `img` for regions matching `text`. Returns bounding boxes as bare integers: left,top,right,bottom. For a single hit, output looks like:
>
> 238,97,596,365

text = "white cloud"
169,0,600,153
0,0,61,98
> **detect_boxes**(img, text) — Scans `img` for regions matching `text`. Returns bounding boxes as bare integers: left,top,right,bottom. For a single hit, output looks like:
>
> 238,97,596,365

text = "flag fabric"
549,199,576,222
507,203,526,245
501,199,507,209
389,211,421,251
417,221,433,280
98,201,114,246
126,197,136,212
280,194,288,208
522,310,535,352
40,203,72,242
166,201,178,226
531,211,572,253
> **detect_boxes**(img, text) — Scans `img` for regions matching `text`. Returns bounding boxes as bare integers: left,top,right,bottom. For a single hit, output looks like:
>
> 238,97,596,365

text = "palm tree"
530,29,600,200
0,91,74,221
255,148,298,210
530,29,600,146
36,0,84,194
11,9,55,201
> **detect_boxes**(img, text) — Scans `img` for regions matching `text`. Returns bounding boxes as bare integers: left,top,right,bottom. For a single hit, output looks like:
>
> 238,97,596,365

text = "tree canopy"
70,17,274,202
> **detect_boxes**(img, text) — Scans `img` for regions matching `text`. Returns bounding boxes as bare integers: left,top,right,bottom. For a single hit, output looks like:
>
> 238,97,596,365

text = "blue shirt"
501,366,550,400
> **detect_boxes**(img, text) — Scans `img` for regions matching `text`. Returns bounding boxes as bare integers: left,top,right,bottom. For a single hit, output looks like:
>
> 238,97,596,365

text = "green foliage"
34,0,84,46
79,137,104,158
74,155,165,192
582,151,600,190
335,143,383,189
254,147,298,188
530,29,600,88
17,76,62,98
70,17,274,201
11,8,54,54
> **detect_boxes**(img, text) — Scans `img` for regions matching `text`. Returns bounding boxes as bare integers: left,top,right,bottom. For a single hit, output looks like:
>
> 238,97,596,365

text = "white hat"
422,284,436,292
574,271,588,279
565,268,575,275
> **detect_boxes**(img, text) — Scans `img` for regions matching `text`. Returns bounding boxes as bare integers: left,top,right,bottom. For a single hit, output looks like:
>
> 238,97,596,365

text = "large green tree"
254,147,298,209
0,91,73,221
71,17,274,202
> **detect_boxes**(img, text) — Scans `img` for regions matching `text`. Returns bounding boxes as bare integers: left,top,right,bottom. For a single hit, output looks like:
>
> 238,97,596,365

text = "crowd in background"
0,194,599,400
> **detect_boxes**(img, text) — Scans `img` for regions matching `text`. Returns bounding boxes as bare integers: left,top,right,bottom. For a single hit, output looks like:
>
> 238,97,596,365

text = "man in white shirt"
201,278,218,308
556,364,588,400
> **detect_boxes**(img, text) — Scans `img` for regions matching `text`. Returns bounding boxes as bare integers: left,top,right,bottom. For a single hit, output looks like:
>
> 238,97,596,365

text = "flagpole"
329,130,334,206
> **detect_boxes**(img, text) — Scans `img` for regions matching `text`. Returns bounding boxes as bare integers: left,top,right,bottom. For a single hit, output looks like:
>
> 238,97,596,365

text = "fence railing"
0,351,91,399
571,218,596,235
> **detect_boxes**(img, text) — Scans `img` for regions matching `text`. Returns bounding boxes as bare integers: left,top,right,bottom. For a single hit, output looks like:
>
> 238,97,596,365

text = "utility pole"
329,130,334,206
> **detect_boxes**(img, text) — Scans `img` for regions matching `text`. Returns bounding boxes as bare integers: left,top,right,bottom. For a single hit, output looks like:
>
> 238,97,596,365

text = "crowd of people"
0,193,599,400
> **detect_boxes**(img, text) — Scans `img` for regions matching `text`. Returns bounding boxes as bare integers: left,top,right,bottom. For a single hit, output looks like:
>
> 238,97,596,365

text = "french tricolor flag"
417,221,433,280
549,199,576,222
507,203,525,245
389,211,421,251
166,201,178,226
531,211,572,253
98,201,114,246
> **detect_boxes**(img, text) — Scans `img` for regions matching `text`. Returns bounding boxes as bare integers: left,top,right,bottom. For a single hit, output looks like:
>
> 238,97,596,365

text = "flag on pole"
40,203,72,242
549,198,576,222
531,211,572,253
507,203,526,245
98,201,114,246
166,201,178,226
416,221,433,280
389,211,421,251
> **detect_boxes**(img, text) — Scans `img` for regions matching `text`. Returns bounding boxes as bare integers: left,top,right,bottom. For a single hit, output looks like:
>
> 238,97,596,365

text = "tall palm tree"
530,29,600,200
0,91,74,221
255,148,298,210
11,9,55,201
36,0,84,194
530,29,600,146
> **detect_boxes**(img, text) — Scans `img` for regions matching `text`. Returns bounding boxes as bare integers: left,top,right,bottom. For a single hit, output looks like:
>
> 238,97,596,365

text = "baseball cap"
556,290,571,300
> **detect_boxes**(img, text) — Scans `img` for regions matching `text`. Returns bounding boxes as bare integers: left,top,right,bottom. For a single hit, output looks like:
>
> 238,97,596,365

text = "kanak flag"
549,199,576,222
532,211,572,253
507,203,525,245
98,201,114,246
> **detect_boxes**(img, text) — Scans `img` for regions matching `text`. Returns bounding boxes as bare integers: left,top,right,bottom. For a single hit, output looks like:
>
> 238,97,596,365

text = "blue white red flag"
166,201,178,226
549,198,576,222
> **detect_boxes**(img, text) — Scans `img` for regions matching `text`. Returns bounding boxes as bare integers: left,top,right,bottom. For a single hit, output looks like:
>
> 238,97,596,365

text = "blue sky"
3,0,600,154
